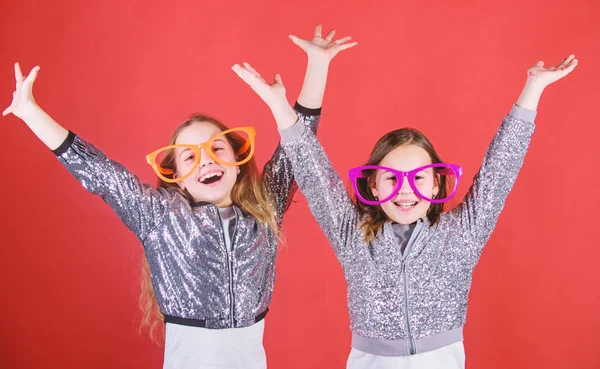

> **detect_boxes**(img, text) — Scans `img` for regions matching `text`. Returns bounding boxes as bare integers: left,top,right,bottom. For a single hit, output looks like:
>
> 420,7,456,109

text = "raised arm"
3,63,172,241
232,25,356,223
454,55,578,255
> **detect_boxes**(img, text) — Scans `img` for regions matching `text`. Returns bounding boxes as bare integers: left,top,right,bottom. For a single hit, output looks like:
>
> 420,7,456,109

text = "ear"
236,166,241,175
370,178,378,198
432,172,441,198
174,173,186,190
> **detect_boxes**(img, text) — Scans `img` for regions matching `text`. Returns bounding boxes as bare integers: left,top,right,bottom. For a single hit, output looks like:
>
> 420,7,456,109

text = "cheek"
176,160,195,177
215,149,236,162
222,167,239,186
418,201,431,210
182,176,197,188
414,179,435,194
381,202,393,213
376,179,394,194
422,185,434,195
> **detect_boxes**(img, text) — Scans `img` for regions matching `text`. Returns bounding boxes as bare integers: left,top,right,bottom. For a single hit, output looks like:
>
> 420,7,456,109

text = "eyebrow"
378,169,395,176
179,148,192,159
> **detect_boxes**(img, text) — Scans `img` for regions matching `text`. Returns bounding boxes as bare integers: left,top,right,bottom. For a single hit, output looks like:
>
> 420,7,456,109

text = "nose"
198,147,215,168
398,174,413,195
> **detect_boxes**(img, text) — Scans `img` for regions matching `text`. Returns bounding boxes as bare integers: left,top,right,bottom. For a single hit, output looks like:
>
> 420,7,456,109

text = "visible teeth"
200,172,223,182
395,202,417,208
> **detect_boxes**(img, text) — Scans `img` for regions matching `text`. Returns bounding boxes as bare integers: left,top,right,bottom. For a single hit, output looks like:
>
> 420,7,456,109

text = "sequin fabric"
56,107,320,329
280,109,535,341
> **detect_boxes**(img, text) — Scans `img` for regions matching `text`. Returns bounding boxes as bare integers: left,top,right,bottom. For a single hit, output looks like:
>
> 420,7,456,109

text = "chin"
392,215,420,225
189,191,226,204
386,207,428,225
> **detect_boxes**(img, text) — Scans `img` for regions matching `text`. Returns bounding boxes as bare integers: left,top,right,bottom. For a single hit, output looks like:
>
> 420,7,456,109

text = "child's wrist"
18,102,42,120
271,104,298,130
523,79,547,93
268,98,292,115
307,56,331,69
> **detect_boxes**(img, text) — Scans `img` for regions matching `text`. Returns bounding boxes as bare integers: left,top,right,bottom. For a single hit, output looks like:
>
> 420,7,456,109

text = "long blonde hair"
139,114,279,342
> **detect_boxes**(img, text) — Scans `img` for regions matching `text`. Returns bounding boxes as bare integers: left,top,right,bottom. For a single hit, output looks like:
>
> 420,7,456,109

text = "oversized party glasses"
146,126,256,183
348,163,463,205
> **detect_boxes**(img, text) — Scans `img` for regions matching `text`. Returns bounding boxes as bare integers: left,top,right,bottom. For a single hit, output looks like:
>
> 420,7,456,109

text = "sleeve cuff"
53,131,76,156
278,118,306,143
294,102,322,116
510,105,537,122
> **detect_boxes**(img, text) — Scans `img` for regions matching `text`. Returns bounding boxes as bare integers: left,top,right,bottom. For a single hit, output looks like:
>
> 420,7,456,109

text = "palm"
3,63,39,118
232,62,287,107
527,54,578,87
252,74,285,97
290,24,357,61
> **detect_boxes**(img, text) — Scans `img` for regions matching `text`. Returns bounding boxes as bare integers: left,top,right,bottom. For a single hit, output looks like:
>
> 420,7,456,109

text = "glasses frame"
146,126,256,183
348,163,463,205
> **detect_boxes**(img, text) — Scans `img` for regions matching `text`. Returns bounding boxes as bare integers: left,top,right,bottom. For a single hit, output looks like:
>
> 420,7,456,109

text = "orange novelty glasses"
146,126,256,183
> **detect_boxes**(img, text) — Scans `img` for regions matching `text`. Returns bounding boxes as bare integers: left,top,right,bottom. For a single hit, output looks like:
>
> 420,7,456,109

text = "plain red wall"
1,0,599,368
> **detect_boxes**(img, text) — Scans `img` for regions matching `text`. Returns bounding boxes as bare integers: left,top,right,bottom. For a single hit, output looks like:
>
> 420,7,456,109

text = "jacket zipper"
401,220,423,355
218,206,238,328
402,260,416,355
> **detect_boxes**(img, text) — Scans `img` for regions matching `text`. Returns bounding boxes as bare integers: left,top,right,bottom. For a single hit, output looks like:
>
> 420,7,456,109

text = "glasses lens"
411,165,458,201
211,129,253,165
353,167,400,204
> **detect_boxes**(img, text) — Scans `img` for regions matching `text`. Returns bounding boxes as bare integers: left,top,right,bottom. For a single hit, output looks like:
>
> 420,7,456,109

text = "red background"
1,0,599,368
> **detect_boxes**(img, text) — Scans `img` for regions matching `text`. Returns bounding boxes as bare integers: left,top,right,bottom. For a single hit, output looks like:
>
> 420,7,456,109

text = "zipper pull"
409,343,416,355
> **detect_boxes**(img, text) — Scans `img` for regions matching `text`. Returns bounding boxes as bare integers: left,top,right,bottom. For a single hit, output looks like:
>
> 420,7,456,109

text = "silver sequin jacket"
280,106,535,355
55,105,320,329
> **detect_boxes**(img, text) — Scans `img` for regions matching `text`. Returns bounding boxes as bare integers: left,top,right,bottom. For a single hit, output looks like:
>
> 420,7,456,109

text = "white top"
346,341,465,369
218,207,236,251
164,320,266,369
162,207,266,369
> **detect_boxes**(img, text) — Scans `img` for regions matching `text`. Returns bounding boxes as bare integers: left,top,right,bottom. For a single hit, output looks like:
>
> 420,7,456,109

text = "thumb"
289,35,310,50
273,73,284,86
25,66,40,81
2,92,16,116
2,99,15,117
24,66,41,89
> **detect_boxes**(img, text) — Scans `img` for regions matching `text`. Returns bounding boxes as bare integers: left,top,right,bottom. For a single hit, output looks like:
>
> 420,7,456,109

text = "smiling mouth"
199,171,224,185
393,200,418,210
